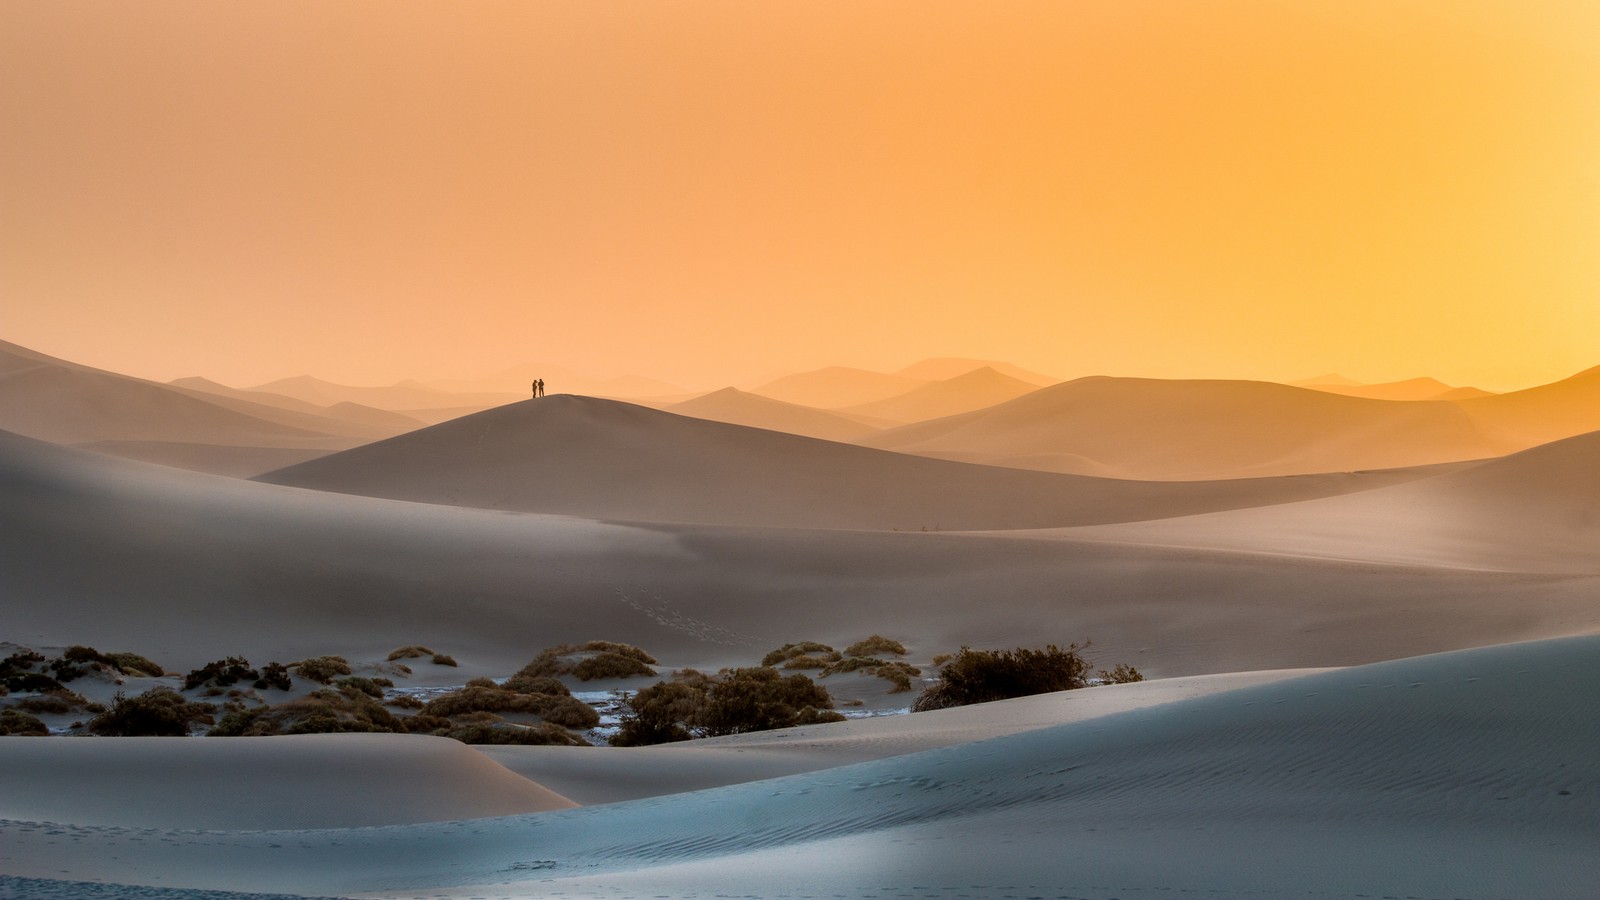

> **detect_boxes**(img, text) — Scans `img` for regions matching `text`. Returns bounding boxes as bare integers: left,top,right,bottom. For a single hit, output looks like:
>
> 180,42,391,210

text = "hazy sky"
4,1,1598,391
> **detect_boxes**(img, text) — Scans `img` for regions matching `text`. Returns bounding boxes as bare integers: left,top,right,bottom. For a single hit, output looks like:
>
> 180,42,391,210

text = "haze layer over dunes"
6,427,1598,677
256,395,1468,531
861,375,1507,479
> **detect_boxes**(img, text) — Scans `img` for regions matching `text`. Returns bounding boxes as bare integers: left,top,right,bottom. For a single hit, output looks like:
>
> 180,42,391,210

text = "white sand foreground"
1,634,1595,898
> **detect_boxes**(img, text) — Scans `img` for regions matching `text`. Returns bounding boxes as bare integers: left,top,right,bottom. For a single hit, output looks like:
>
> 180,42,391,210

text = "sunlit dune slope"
861,376,1505,479
1303,376,1484,401
1452,363,1600,448
1055,429,1600,574
747,365,925,408
666,387,881,442
7,428,1593,677
838,366,1042,424
256,395,1470,531
893,357,1061,386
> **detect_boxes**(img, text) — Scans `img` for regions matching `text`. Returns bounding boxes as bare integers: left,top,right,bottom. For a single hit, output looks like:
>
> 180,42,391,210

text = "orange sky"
3,1,1597,391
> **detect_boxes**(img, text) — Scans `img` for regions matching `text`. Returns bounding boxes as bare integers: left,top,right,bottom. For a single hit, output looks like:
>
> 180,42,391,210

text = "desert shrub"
336,676,385,699
821,657,922,693
387,694,425,710
571,652,656,681
612,666,843,745
502,674,570,696
0,708,48,736
466,676,499,689
210,689,403,736
184,657,258,691
431,653,458,667
293,656,352,684
610,681,705,746
105,652,164,677
387,645,436,661
844,635,906,658
780,654,833,670
443,721,591,746
4,672,64,694
912,644,1097,712
15,690,96,715
421,685,600,728
930,653,954,667
760,642,839,667
579,641,657,664
1097,663,1145,685
88,688,216,736
401,713,453,732
253,662,292,691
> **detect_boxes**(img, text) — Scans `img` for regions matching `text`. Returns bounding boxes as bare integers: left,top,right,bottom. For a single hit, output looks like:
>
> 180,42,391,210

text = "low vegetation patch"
844,635,907,658
387,645,436,661
421,684,599,729
292,656,353,684
15,690,101,716
438,721,590,746
0,708,48,735
912,643,1141,712
760,642,840,667
210,688,404,736
611,666,845,746
88,688,216,736
821,657,921,693
184,657,259,691
514,642,657,682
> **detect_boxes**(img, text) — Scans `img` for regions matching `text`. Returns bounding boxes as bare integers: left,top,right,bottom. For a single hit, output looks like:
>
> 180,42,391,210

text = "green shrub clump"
88,688,217,736
184,657,259,691
0,709,49,735
611,666,845,746
912,643,1106,712
760,642,840,667
253,662,293,691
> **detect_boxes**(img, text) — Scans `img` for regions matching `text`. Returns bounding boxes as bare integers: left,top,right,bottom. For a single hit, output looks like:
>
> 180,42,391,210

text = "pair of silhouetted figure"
531,378,546,398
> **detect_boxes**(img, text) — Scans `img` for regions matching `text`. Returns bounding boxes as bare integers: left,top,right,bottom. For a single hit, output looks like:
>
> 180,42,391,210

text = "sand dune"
0,733,574,830
1051,428,1600,574
665,387,882,442
893,356,1061,386
748,365,926,408
171,376,427,432
1452,363,1600,448
1304,375,1488,401
4,428,1596,680
2,635,1593,898
248,374,520,411
0,340,371,476
255,395,1477,531
839,366,1043,424
861,375,1506,479
430,364,689,399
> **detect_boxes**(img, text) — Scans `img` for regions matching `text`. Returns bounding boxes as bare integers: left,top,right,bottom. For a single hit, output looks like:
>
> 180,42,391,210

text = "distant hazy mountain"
840,367,1043,424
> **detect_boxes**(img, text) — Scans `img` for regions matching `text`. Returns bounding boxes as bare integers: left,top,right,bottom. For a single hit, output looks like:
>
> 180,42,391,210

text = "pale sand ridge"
2,635,1593,898
665,386,882,442
747,365,926,408
837,365,1043,424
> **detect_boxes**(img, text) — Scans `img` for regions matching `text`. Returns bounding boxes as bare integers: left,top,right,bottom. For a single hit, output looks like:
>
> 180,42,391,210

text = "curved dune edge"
1,635,1594,899
0,733,576,830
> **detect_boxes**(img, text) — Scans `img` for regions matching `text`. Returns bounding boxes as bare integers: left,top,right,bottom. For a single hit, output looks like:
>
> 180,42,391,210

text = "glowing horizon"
3,1,1597,393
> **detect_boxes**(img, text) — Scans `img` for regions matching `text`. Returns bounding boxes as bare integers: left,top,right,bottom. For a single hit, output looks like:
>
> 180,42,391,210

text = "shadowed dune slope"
1453,363,1600,448
256,396,1474,530
666,387,881,442
0,734,574,829
747,365,926,408
5,428,1597,680
838,366,1043,424
171,376,426,432
2,636,1595,899
1055,428,1600,574
861,375,1506,479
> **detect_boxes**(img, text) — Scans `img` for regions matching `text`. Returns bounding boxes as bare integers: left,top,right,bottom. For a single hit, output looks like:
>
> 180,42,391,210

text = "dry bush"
335,676,386,699
912,644,1102,712
387,695,425,710
844,635,907,658
501,674,570,696
571,652,656,681
780,654,833,670
612,666,844,745
292,656,352,684
15,690,98,715
210,689,404,736
105,652,164,677
421,685,599,729
1097,663,1145,684
0,709,49,736
760,642,839,667
821,657,922,693
88,688,216,736
578,641,657,665
431,653,458,667
253,662,292,691
184,657,258,691
386,645,436,661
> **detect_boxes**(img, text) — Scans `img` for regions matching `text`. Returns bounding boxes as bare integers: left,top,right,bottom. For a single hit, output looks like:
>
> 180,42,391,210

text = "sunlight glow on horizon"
3,1,1597,393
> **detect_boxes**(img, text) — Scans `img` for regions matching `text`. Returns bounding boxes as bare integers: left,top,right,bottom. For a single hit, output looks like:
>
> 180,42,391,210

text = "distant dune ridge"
747,365,927,408
860,375,1510,479
254,395,1475,531
1303,376,1490,401
837,366,1044,424
666,387,883,442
